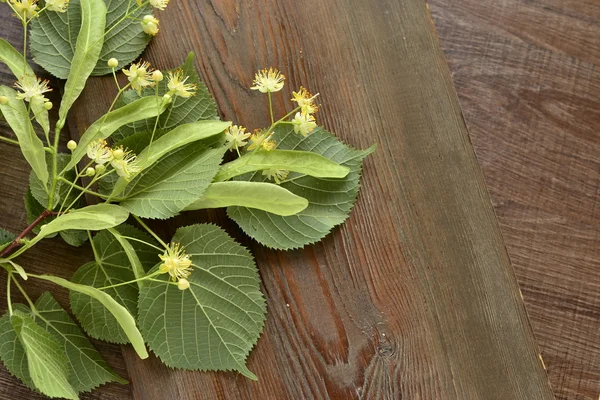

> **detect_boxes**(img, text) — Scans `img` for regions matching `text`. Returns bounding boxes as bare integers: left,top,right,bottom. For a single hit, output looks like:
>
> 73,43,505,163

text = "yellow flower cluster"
85,139,140,180
159,243,193,290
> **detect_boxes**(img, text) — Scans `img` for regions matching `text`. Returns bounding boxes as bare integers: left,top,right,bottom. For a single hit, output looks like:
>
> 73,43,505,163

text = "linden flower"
167,70,197,98
14,77,52,104
123,61,154,94
11,0,38,19
86,139,113,165
250,68,285,93
159,243,193,282
149,0,169,10
45,0,69,12
224,125,251,151
141,14,159,36
247,131,276,151
262,168,289,184
291,87,319,115
110,147,140,180
291,112,317,136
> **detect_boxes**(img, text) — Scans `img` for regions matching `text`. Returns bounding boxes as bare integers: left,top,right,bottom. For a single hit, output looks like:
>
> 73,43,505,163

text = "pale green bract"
0,39,49,134
0,86,48,189
30,0,152,78
185,181,309,216
215,149,350,181
33,204,129,243
138,224,266,380
58,0,107,123
110,120,231,197
64,96,168,171
33,275,148,359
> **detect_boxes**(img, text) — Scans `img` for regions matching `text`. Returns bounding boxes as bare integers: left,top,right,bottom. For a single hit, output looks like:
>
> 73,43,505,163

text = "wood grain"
67,0,553,398
428,1,600,399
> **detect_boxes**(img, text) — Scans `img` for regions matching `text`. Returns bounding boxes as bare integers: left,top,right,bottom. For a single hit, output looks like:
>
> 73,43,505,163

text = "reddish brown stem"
0,209,55,258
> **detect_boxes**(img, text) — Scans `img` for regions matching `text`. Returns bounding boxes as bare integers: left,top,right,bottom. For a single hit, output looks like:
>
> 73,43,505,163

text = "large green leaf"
117,144,225,219
215,149,349,181
0,86,48,188
138,224,266,379
58,0,107,123
228,126,375,250
11,310,78,399
112,52,218,142
70,225,157,343
32,275,148,359
64,96,167,172
31,0,152,79
110,120,231,197
0,39,49,134
0,307,34,390
185,182,309,216
32,293,127,392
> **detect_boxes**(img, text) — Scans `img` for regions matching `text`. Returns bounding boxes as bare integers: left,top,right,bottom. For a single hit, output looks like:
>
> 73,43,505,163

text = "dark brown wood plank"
68,1,554,399
429,1,600,399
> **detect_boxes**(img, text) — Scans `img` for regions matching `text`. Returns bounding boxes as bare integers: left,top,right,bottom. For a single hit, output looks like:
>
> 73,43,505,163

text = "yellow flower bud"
95,164,106,174
0,96,8,105
177,278,190,291
85,167,96,177
43,101,53,110
108,58,119,68
67,140,77,151
152,70,163,82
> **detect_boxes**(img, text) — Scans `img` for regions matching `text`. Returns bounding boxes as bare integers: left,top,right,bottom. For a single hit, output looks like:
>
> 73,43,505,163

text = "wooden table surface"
0,1,598,399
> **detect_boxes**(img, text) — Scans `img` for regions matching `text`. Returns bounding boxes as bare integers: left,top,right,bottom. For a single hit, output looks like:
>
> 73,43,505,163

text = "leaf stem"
6,272,13,316
120,235,163,251
0,209,54,258
132,215,168,248
12,275,36,313
268,91,274,126
57,177,109,201
0,136,20,146
97,270,162,290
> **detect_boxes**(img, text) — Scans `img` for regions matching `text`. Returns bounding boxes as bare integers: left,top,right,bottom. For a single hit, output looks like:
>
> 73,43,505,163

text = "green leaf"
70,225,157,343
32,293,127,392
0,308,34,390
228,126,375,250
60,230,89,247
106,228,146,284
117,144,225,219
112,52,218,142
32,275,148,359
24,189,57,239
31,0,151,79
0,39,49,134
33,204,129,244
58,0,107,122
0,86,48,188
0,228,16,251
185,182,309,216
11,310,79,399
110,120,230,197
138,224,266,379
30,153,78,209
214,149,350,182
64,96,167,172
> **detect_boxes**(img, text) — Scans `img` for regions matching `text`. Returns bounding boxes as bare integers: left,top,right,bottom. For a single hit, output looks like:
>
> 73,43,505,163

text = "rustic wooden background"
0,0,598,399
